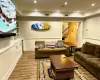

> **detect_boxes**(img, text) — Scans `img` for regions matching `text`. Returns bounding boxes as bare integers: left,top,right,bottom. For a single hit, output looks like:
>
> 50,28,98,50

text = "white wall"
19,21,62,51
19,20,83,51
83,15,100,44
19,21,62,39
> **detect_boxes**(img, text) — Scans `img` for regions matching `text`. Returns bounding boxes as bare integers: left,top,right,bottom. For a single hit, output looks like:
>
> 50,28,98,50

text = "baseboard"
23,51,35,53
24,51,35,55
2,52,23,80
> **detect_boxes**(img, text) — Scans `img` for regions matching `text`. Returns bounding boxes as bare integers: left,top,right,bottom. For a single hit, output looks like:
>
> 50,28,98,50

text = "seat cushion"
53,47,66,52
75,52,96,62
88,58,100,70
38,48,53,52
38,47,66,52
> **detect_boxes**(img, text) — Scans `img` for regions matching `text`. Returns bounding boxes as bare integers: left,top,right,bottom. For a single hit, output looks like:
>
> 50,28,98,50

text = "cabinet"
0,40,23,80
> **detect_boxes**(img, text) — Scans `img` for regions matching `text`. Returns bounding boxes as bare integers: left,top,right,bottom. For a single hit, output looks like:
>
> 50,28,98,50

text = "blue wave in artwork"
32,23,51,30
0,18,16,32
32,23,43,30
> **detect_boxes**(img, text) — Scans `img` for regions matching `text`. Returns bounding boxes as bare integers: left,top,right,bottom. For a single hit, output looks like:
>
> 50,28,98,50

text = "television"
0,0,16,38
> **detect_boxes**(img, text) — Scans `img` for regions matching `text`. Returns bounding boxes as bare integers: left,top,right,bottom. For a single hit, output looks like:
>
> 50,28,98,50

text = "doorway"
62,21,81,47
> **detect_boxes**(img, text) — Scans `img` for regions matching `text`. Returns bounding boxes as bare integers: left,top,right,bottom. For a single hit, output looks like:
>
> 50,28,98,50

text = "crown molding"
17,16,84,21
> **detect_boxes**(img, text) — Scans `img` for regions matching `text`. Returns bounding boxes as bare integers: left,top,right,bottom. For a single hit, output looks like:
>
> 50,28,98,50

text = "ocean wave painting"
0,0,16,33
31,23,51,30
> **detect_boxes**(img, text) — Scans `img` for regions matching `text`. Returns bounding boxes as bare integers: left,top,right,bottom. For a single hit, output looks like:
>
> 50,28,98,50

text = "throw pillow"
36,44,45,48
94,46,100,57
55,43,58,48
46,44,55,48
55,42,64,48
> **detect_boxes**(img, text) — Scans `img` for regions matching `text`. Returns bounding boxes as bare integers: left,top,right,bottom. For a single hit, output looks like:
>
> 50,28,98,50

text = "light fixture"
92,3,95,7
34,0,37,3
35,9,37,11
65,2,67,5
77,11,80,12
57,10,59,12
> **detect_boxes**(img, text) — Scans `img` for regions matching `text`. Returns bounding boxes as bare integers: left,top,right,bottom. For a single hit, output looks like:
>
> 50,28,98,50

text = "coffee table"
49,55,78,80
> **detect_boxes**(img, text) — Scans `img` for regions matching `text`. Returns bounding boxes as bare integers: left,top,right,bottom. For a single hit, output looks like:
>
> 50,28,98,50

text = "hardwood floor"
8,51,37,80
8,51,98,80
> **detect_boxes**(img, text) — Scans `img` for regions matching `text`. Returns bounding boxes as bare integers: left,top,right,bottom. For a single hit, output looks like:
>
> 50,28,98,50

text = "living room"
0,0,100,80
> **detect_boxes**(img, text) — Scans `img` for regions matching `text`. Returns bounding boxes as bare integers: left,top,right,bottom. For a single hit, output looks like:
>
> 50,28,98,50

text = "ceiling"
12,0,100,13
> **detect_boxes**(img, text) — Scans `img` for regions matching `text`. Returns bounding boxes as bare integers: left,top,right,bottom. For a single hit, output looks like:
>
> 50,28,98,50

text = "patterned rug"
37,59,98,80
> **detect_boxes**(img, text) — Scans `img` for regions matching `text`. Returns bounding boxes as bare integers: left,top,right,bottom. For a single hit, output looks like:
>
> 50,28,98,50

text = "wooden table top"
50,55,78,70
64,42,76,47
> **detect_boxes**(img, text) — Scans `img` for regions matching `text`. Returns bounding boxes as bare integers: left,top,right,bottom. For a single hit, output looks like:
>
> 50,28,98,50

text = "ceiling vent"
45,14,49,16
61,5,65,7
65,14,68,16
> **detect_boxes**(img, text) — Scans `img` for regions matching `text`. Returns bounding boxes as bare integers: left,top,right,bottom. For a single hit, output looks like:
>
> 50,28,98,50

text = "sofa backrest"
94,44,100,57
82,42,100,57
81,42,95,55
35,41,45,45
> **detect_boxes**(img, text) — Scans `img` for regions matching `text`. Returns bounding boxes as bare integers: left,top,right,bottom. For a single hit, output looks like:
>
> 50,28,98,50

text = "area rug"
37,60,98,80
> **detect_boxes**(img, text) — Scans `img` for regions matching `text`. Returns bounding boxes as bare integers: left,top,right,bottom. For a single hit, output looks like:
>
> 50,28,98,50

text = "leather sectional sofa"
74,42,100,80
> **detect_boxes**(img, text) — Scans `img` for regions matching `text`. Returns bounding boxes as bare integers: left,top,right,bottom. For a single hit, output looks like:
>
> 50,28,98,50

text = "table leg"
69,46,75,54
48,62,56,79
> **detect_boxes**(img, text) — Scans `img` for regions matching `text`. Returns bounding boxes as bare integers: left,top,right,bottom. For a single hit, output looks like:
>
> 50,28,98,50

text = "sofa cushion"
88,58,100,70
38,48,53,52
46,44,55,48
75,52,96,58
55,43,58,48
75,52,96,63
94,45,100,57
53,47,66,52
38,47,66,52
36,44,45,48
81,42,95,55
55,42,64,48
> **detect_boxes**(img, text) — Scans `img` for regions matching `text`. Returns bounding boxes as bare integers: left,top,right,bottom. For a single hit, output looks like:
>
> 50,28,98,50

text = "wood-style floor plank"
8,52,37,80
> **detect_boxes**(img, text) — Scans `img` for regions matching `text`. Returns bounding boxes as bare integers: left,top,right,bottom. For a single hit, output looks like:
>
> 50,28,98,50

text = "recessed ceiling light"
92,3,95,6
34,0,37,3
57,10,59,12
77,11,80,12
35,9,37,11
65,2,67,5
